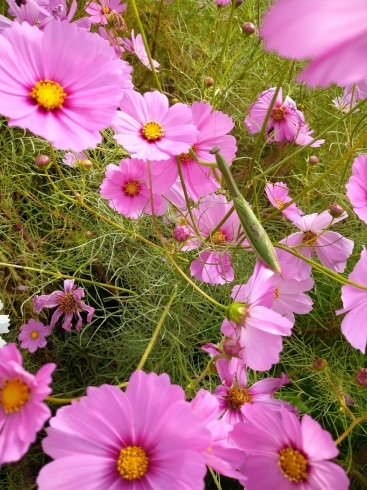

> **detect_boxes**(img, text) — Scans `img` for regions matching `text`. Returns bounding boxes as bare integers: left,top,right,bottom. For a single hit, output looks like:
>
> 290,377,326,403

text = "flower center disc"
0,378,30,413
142,121,164,141
211,230,226,245
272,107,286,121
225,387,253,410
278,447,308,482
30,79,67,111
124,180,140,196
102,6,110,14
58,293,78,313
117,446,149,480
31,330,39,339
274,288,280,299
302,230,318,246
275,199,284,209
179,143,198,162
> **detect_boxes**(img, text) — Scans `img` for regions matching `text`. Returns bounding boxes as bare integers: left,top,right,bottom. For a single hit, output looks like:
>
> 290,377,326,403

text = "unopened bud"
233,15,238,21
227,301,248,325
173,224,190,242
204,76,214,87
34,154,50,168
355,368,367,386
209,146,220,154
107,10,127,31
313,358,327,371
343,395,355,406
79,159,93,169
86,231,93,238
241,22,255,35
329,203,345,218
309,155,319,165
235,0,243,7
223,338,241,357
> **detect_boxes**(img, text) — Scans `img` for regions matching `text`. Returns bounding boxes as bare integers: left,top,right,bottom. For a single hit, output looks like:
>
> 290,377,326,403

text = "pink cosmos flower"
0,21,128,152
32,280,95,332
37,370,211,490
201,343,247,388
18,319,52,353
278,210,354,280
5,0,46,26
112,91,199,161
85,0,126,24
230,404,350,490
99,158,167,219
333,81,367,112
261,0,367,88
98,26,125,58
122,30,160,71
346,155,367,224
294,123,325,148
62,151,88,168
221,261,294,371
40,0,91,29
264,181,303,222
336,248,367,353
0,343,56,465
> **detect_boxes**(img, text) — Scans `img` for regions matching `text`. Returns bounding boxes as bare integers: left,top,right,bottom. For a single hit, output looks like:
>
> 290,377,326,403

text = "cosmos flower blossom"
336,248,367,353
261,0,367,88
85,0,126,24
99,158,167,219
222,261,294,371
0,21,128,152
62,151,88,168
5,0,46,27
40,0,92,29
37,370,211,490
264,181,303,222
230,404,350,490
346,154,367,224
278,210,354,280
201,343,247,388
122,29,160,71
333,81,367,113
112,91,199,161
18,319,51,353
32,280,95,332
0,300,10,348
0,343,56,465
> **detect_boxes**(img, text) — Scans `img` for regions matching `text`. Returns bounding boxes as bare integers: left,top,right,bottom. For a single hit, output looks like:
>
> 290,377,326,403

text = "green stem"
335,413,367,445
224,51,265,92
324,368,355,420
209,468,223,490
46,396,79,404
176,157,202,238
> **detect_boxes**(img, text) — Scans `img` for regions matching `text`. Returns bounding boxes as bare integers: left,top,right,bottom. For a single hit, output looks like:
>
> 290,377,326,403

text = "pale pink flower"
221,261,294,371
123,29,160,71
32,280,95,332
230,404,350,490
6,0,47,26
278,210,354,280
37,371,211,490
336,248,367,353
0,21,128,152
85,0,126,24
62,151,88,168
0,343,56,464
333,81,367,112
215,0,231,5
99,158,167,219
346,154,367,224
294,123,325,148
112,91,199,161
40,0,92,29
201,343,246,388
18,319,51,353
261,0,367,88
264,181,303,221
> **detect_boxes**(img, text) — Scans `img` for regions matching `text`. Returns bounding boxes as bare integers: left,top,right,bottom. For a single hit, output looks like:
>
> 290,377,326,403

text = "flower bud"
204,76,214,87
355,368,367,386
86,231,93,238
79,159,93,169
329,203,345,218
34,154,51,169
233,15,238,21
313,358,327,371
235,0,243,7
309,155,319,165
227,302,248,325
343,395,355,406
173,225,190,242
209,146,220,154
241,22,255,35
223,338,241,357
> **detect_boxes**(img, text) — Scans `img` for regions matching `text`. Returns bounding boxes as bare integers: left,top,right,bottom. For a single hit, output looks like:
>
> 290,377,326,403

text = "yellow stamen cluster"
117,446,149,480
278,447,308,482
124,180,140,196
30,80,66,111
58,292,78,314
274,288,280,299
179,143,198,162
211,230,226,245
142,121,164,141
302,230,318,246
275,199,284,209
272,107,286,121
0,378,30,413
31,330,40,340
225,387,253,410
102,6,111,14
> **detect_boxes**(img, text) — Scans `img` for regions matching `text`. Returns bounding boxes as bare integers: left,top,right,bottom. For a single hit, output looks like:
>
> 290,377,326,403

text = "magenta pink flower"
37,370,211,490
40,0,92,29
294,123,325,148
0,343,56,464
265,181,303,222
0,21,128,152
85,0,126,24
123,30,160,71
261,0,367,88
32,280,95,332
278,210,354,280
336,248,367,353
99,158,167,219
201,343,246,388
230,405,349,490
112,91,199,161
221,261,294,371
346,155,367,224
6,0,46,26
18,319,51,353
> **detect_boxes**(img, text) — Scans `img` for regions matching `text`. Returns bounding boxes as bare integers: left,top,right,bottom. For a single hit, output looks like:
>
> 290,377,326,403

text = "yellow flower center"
225,387,253,410
142,121,164,141
211,230,226,245
30,80,67,111
30,330,39,340
117,446,149,480
275,199,284,209
102,6,110,14
0,378,30,413
274,288,280,299
58,292,78,313
302,230,318,246
179,144,198,162
124,180,140,196
278,447,308,482
272,107,286,121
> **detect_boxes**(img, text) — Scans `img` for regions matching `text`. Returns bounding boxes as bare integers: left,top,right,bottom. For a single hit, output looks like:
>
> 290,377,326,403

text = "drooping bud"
355,368,367,387
204,76,214,87
79,159,93,170
223,338,241,357
313,358,327,371
343,395,355,406
329,203,345,218
209,146,220,154
309,155,319,165
106,10,127,31
34,154,51,170
241,22,255,35
173,225,190,242
227,301,248,325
